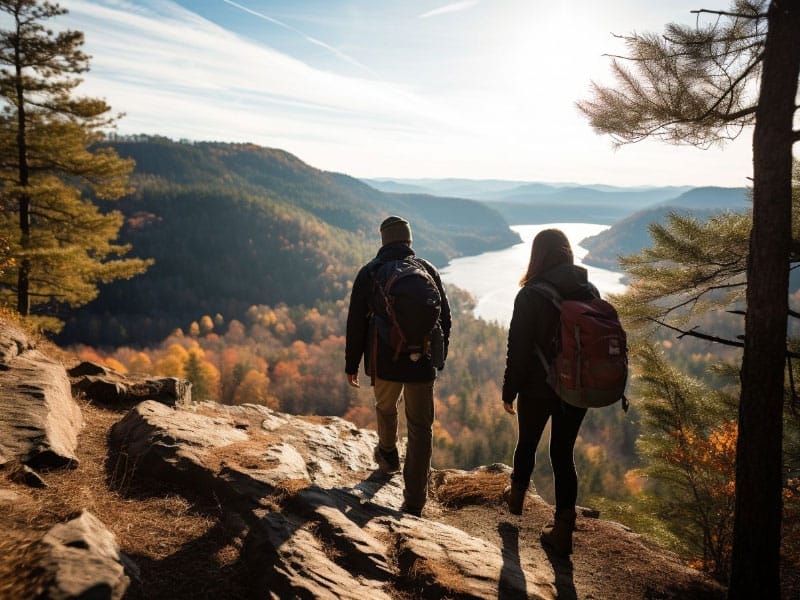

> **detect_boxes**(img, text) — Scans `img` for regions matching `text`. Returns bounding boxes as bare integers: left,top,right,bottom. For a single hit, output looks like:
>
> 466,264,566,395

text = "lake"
440,223,627,327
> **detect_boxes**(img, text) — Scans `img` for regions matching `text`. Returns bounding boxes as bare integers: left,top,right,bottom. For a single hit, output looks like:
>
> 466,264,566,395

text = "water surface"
440,223,626,327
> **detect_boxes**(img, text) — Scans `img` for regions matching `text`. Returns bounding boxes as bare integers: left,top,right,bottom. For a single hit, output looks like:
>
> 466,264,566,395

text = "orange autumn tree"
636,343,738,581
233,370,274,407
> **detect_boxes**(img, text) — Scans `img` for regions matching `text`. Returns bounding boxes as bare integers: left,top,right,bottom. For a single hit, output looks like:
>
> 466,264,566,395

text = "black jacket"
345,242,451,383
502,263,598,403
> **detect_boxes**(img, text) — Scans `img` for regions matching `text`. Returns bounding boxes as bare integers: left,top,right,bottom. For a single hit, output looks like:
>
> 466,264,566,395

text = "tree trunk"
14,7,30,316
730,1,800,597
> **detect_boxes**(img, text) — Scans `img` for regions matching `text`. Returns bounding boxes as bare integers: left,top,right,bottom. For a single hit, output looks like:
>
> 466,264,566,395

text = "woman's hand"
347,373,360,388
503,401,516,415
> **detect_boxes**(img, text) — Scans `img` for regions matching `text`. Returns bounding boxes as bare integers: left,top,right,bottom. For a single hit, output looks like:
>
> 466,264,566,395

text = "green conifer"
0,0,151,330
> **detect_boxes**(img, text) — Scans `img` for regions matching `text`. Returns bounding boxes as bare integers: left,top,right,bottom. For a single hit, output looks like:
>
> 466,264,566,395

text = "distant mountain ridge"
365,177,698,225
58,137,518,346
580,187,750,269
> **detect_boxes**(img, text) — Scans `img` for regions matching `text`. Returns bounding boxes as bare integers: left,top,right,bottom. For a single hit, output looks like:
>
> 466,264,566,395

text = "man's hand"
503,401,516,415
347,373,360,388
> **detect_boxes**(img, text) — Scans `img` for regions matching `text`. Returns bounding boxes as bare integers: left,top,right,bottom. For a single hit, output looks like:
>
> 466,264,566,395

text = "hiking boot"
502,484,525,516
400,502,423,517
540,508,577,556
373,445,400,474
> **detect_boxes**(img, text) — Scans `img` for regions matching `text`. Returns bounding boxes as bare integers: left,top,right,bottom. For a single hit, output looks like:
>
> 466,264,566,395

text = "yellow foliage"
127,352,153,375
199,315,214,334
166,344,190,362
154,355,184,378
234,369,273,407
433,419,453,446
103,358,127,374
584,443,605,464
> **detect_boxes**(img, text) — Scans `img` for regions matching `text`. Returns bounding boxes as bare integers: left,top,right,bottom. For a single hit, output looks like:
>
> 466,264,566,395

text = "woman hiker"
500,228,599,556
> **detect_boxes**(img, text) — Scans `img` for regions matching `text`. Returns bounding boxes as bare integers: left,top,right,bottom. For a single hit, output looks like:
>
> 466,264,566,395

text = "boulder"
67,361,119,378
0,325,82,469
40,511,134,600
71,364,192,408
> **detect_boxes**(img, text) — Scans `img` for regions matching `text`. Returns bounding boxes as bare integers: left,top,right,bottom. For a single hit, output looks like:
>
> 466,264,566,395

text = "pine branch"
701,50,763,120
650,317,745,348
649,318,800,358
660,281,746,317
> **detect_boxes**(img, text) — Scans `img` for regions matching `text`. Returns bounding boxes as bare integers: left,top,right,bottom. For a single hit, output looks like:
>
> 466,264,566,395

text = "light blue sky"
58,0,756,186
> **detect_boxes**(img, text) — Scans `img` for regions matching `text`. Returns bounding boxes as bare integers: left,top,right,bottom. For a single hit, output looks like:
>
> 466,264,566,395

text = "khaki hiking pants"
374,377,434,510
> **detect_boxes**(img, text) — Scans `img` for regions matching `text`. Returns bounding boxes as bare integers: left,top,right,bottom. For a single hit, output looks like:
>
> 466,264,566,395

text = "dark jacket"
345,242,451,383
502,263,598,403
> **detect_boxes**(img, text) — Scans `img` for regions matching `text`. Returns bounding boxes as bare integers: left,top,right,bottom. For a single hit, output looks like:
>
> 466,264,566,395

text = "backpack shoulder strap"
524,282,563,373
366,257,384,279
528,281,562,310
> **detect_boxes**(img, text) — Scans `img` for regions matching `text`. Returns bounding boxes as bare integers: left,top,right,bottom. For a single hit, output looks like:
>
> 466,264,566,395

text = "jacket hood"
375,242,415,261
536,263,595,298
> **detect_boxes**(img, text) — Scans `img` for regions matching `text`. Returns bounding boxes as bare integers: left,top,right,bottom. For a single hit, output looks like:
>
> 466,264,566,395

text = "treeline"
73,284,639,506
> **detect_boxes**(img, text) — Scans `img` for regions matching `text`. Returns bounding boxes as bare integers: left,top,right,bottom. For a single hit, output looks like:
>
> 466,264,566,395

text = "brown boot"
502,485,525,515
540,508,577,556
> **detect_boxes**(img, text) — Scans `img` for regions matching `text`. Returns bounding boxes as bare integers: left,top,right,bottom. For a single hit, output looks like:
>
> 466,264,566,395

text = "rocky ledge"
0,323,725,599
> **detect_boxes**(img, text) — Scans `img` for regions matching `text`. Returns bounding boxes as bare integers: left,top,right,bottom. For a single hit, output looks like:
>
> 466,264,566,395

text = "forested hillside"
57,137,518,347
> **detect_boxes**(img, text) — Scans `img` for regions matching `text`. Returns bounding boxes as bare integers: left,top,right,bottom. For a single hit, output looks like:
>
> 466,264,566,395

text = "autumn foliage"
71,287,637,508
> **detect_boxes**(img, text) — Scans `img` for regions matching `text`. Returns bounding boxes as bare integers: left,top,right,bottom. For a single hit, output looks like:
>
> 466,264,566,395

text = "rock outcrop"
110,400,550,598
0,325,82,469
109,399,725,599
1,321,726,599
69,361,192,408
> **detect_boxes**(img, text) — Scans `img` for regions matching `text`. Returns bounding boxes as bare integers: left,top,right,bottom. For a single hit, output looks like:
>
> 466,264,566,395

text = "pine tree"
578,2,800,594
612,167,800,581
634,342,739,580
0,0,150,330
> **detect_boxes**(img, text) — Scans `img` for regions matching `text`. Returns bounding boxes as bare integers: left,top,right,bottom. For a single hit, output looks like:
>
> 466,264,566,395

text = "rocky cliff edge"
0,323,725,599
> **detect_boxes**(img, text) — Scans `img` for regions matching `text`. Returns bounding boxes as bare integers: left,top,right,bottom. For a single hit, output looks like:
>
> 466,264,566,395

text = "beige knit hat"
380,216,412,246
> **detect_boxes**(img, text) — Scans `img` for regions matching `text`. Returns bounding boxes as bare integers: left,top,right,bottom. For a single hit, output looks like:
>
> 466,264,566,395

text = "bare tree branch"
727,308,800,320
658,281,746,317
649,318,800,358
690,9,768,19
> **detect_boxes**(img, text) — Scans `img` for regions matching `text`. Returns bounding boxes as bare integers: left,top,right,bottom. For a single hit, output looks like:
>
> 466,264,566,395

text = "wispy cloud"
55,0,752,184
221,0,374,75
419,1,479,19
58,0,475,175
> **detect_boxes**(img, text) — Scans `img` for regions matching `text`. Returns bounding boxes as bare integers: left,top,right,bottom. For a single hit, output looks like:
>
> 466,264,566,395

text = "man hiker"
345,216,451,516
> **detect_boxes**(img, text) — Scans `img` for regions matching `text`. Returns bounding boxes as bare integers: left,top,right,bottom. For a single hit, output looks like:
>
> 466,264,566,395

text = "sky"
54,0,759,187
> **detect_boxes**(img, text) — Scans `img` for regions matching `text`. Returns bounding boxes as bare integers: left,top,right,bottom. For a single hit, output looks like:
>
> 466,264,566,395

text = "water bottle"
429,323,445,370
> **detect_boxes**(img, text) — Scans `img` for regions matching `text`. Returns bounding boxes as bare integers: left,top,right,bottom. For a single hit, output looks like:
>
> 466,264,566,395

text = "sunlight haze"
60,0,756,187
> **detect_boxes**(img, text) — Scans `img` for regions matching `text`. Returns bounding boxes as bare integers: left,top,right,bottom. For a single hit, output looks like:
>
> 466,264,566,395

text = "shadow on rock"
543,541,577,600
124,518,251,600
498,521,527,600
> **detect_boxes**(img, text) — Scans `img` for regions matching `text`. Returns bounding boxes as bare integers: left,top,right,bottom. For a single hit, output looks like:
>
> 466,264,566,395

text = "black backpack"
370,257,442,360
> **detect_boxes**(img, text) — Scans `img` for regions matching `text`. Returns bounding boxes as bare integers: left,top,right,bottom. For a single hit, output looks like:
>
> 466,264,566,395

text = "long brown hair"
519,228,573,286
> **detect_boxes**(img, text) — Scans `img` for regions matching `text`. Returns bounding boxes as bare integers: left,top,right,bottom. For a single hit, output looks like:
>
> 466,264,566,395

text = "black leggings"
511,392,587,512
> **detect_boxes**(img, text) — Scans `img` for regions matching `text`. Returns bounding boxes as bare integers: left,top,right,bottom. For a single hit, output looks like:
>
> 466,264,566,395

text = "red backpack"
531,282,629,411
